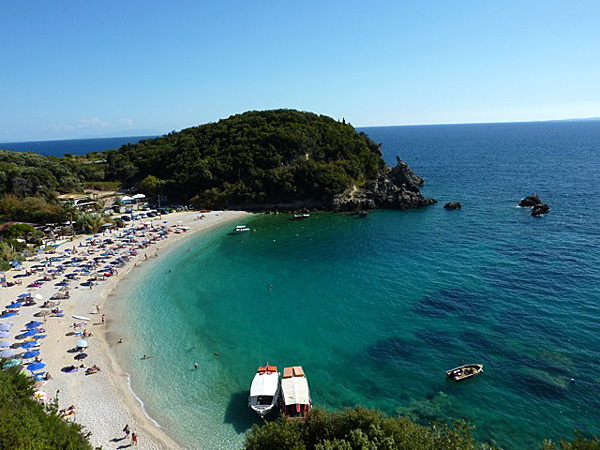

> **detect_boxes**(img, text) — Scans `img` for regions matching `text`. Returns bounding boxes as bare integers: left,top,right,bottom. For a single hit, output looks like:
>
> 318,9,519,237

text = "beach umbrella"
33,294,43,300
0,323,13,331
7,302,23,308
74,353,88,360
27,362,45,371
0,312,17,318
18,330,38,338
34,310,50,317
4,359,20,368
33,335,46,340
76,340,88,348
21,349,40,359
21,341,38,348
17,293,31,298
0,331,9,338
26,321,43,329
0,339,12,347
0,349,15,358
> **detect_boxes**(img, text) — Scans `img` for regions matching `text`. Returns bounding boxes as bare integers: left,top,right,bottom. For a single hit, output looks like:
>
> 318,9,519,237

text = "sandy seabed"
0,210,251,449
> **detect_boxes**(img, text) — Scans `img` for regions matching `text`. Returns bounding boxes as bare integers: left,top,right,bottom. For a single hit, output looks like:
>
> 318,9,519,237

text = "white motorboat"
234,225,250,232
293,214,310,220
280,366,311,420
248,365,280,417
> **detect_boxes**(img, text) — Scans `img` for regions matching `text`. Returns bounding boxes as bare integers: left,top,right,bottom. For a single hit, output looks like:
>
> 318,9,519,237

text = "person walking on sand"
131,431,138,445
101,314,105,324
123,424,130,437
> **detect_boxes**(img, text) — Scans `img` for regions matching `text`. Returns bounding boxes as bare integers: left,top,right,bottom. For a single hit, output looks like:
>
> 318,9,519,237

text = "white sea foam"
126,372,163,429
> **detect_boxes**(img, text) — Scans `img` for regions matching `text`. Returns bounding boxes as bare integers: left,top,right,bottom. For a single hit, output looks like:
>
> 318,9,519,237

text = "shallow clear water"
111,121,600,449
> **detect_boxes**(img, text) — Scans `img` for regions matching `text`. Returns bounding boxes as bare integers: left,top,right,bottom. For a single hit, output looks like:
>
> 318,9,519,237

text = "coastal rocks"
443,202,462,210
519,192,550,216
532,203,550,217
332,157,436,211
519,193,542,207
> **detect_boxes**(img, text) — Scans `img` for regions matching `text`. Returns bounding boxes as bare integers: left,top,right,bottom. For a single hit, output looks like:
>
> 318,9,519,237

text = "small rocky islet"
519,192,550,216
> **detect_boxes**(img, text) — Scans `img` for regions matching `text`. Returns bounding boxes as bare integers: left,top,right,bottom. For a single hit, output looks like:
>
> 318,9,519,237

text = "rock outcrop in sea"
519,192,550,216
331,156,436,211
444,202,462,210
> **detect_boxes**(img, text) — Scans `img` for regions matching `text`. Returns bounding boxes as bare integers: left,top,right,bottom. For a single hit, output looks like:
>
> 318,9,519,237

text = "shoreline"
0,210,252,449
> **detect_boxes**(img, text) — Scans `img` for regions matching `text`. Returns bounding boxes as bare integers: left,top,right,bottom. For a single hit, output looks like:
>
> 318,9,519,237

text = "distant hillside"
105,109,435,210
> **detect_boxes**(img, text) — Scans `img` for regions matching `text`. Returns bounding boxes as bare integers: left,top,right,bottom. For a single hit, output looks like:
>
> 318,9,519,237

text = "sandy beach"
0,210,251,449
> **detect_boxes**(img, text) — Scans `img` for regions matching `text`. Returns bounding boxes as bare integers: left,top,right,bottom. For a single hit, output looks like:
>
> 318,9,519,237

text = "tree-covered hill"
0,151,105,198
105,109,432,209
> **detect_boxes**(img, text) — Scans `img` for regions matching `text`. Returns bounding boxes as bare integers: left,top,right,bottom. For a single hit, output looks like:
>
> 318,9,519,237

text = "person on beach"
131,431,138,445
123,424,131,437
102,314,105,324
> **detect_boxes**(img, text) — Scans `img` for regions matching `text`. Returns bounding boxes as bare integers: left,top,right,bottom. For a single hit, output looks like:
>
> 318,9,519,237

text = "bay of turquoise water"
109,121,600,449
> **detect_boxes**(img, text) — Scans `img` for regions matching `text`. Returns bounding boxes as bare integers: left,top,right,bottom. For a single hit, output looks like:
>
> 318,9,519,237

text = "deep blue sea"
102,121,600,449
0,135,155,156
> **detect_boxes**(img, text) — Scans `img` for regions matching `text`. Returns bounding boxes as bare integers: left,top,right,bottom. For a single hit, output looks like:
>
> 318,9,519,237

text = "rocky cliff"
332,156,436,211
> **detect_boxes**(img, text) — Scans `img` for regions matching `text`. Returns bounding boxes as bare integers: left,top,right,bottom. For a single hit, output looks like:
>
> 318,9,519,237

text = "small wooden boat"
446,363,483,381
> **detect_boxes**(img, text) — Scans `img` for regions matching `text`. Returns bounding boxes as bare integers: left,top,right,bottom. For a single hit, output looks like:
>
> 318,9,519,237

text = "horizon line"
1,116,599,144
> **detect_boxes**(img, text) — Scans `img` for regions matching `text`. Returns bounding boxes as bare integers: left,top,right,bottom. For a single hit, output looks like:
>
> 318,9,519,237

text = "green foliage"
0,194,64,223
138,175,165,196
105,110,385,207
83,181,121,191
0,360,95,449
244,406,481,450
75,213,109,234
0,151,105,198
1,222,36,239
542,432,600,449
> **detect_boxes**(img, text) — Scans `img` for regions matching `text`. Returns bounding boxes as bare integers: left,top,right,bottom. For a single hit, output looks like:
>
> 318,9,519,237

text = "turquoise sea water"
109,121,600,449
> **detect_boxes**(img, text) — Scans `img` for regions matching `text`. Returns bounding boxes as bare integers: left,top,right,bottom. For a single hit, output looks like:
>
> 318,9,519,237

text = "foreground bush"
244,406,479,450
0,360,95,450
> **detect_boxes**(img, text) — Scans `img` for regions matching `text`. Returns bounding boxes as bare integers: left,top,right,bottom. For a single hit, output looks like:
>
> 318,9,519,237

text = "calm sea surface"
0,135,155,156
107,121,600,449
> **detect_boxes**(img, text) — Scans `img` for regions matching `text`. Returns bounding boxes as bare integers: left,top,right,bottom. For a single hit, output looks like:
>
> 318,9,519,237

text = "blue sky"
1,1,599,141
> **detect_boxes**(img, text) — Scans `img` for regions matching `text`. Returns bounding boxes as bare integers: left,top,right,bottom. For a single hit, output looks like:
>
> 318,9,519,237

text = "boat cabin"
281,366,311,420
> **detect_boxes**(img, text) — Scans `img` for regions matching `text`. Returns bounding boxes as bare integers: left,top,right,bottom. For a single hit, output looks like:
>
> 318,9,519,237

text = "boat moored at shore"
280,366,311,420
248,365,280,417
